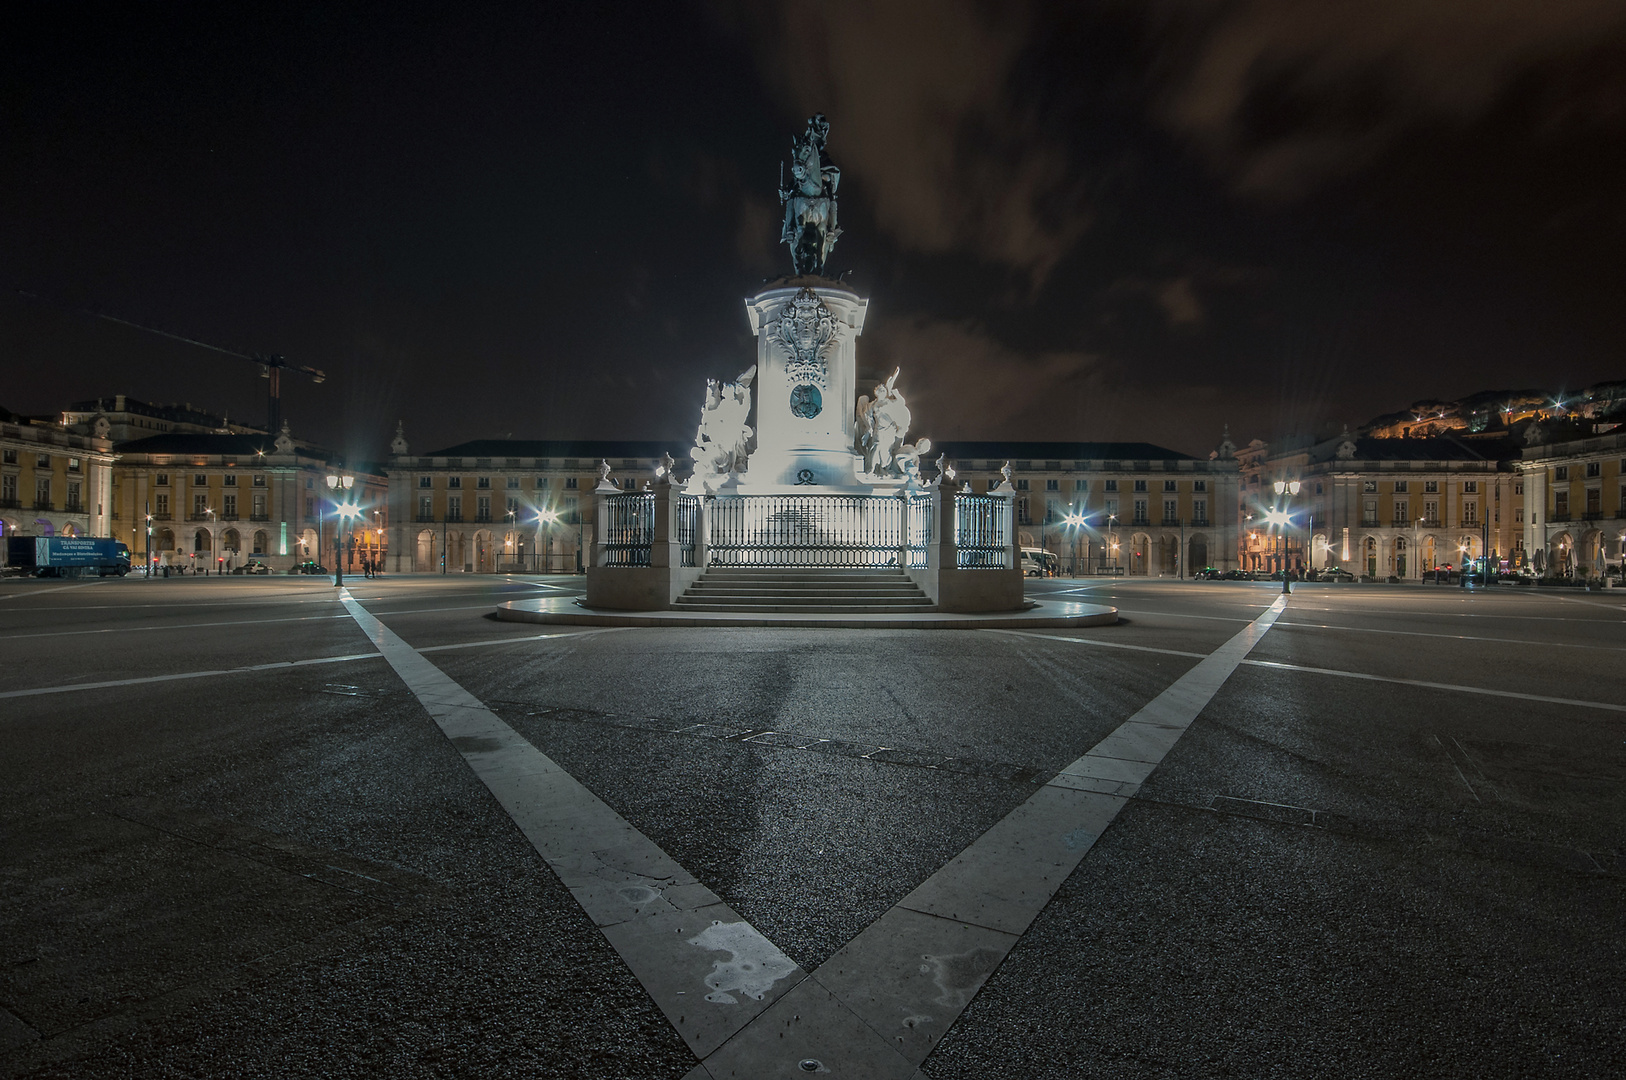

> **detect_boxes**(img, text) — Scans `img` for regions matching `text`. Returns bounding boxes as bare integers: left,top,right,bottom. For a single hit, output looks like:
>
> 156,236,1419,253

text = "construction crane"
15,289,326,435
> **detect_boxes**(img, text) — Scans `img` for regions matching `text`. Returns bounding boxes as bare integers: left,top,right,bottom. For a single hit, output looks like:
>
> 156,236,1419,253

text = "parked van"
1019,547,1058,577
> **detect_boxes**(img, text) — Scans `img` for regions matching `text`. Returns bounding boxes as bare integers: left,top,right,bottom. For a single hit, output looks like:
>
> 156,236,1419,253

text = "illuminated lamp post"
1272,478,1301,595
537,508,560,574
326,473,354,586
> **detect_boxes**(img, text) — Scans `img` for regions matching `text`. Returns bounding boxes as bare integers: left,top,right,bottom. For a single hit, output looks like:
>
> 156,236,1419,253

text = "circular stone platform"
494,595,1118,629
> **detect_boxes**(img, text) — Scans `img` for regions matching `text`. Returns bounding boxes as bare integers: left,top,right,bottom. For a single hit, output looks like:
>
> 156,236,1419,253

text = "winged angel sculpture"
780,114,842,276
690,365,757,490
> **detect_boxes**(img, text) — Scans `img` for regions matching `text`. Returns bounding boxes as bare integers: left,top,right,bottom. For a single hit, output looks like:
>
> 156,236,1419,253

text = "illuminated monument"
584,116,1022,614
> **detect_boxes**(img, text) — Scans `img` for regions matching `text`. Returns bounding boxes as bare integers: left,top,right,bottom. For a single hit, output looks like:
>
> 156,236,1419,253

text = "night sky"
5,2,1625,463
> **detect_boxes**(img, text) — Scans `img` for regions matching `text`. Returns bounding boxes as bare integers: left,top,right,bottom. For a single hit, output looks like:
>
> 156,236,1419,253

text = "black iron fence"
676,493,702,568
601,491,656,566
954,493,1010,568
708,493,933,568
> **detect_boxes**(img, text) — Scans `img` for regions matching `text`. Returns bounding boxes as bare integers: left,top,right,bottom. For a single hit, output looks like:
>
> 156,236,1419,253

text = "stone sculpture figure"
779,114,842,276
690,365,758,489
855,367,915,478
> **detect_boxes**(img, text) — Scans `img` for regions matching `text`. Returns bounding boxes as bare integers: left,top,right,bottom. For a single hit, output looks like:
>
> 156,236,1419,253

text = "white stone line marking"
987,627,1208,659
0,652,385,699
332,591,837,1065
0,612,354,641
0,629,606,698
415,628,626,653
1547,592,1626,616
697,596,1291,1076
1273,618,1626,652
0,581,106,601
1239,657,1626,713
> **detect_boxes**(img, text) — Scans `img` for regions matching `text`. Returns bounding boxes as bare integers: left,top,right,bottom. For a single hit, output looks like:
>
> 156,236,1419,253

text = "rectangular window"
1424,499,1438,522
66,481,81,511
223,473,237,486
1194,480,1206,492
1045,478,1059,491
1,449,14,464
1515,508,1524,524
1363,498,1378,526
68,457,81,473
1314,482,1323,495
535,477,548,488
506,497,519,514
1586,461,1600,478
1463,481,1478,493
37,454,50,468
447,496,462,520
476,496,491,521
1393,499,1408,523
1393,480,1408,493
223,494,237,518
252,494,266,518
1074,478,1087,491
194,474,207,486
1363,480,1378,493
253,474,265,487
1015,478,1030,491
564,495,579,522
477,476,491,489
507,477,521,489
1463,502,1477,524
1163,480,1177,492
156,472,169,486
194,494,207,517
1133,480,1147,492
1,474,15,502
419,475,432,488
1586,488,1601,515
1044,498,1059,522
419,496,432,519
1104,479,1118,492
1133,498,1148,523
565,477,579,490
1555,491,1568,517
1193,499,1207,522
1513,482,1523,496
306,496,315,518
1162,499,1178,523
155,493,169,516
1555,466,1568,481
448,476,461,489
1424,480,1438,493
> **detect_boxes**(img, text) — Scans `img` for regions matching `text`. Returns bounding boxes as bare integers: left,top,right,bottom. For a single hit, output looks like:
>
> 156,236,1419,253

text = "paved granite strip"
334,591,905,1067
698,594,1289,1073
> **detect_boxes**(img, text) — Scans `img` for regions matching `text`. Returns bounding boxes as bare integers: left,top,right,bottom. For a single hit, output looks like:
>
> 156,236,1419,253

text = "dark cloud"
1148,0,1626,196
720,0,1092,286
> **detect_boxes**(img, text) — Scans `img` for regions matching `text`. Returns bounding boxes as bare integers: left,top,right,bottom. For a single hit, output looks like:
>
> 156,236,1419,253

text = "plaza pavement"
0,573,1621,1078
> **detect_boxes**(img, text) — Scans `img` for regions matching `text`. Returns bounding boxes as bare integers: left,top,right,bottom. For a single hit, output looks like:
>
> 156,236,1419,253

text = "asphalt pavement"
0,572,1620,1078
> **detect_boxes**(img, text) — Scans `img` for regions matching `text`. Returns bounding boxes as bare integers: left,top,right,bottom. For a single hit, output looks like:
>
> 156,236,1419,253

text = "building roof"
1318,435,1521,464
416,439,693,459
932,441,1198,462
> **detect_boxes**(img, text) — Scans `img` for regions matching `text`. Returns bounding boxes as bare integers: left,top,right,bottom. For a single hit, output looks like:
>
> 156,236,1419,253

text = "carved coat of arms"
771,288,840,390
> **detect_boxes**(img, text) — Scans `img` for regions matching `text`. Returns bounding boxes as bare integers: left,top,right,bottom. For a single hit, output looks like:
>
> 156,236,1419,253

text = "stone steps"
674,567,934,612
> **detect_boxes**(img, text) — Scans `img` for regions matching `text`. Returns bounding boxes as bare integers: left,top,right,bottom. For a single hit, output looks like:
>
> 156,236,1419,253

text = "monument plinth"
742,279,867,490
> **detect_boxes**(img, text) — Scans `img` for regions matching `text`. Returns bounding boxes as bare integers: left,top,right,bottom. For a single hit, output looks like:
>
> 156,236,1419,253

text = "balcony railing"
1582,510,1604,521
0,498,19,510
34,500,53,511
1418,518,1441,528
415,514,437,523
1131,515,1150,526
250,514,270,522
1189,518,1210,527
1550,512,1571,523
1161,516,1180,526
445,513,463,523
1361,516,1380,527
1460,519,1480,528
64,502,84,513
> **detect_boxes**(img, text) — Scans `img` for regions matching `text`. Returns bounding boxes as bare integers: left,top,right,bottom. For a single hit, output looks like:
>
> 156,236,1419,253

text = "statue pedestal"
744,279,868,492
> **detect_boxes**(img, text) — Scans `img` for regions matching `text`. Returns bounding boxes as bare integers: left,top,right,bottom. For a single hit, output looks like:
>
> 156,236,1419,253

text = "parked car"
1314,566,1355,582
1221,568,1255,580
290,561,328,575
1193,567,1223,580
238,560,272,575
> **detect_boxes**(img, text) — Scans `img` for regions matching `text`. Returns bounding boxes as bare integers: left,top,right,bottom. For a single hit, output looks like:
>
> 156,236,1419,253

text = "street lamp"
537,508,560,574
1272,479,1301,595
204,507,217,575
325,473,354,586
